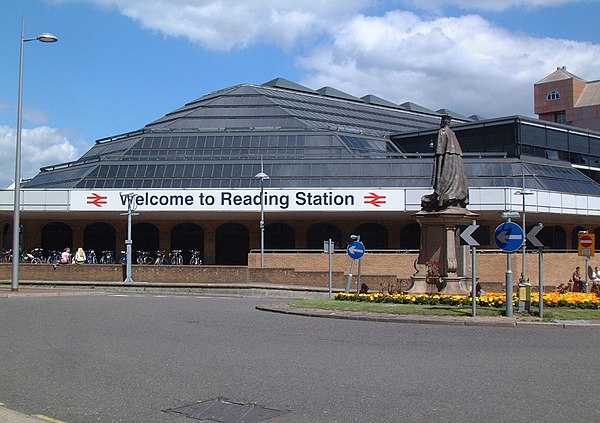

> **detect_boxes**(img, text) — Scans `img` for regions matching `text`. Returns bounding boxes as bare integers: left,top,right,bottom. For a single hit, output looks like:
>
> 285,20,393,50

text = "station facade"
2,77,600,267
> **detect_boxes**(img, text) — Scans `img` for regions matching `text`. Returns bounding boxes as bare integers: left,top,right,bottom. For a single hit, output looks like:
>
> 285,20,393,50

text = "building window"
556,111,566,124
547,90,560,101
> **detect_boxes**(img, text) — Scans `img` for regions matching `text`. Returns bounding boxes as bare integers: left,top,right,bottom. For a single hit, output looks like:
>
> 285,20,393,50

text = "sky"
1,0,600,188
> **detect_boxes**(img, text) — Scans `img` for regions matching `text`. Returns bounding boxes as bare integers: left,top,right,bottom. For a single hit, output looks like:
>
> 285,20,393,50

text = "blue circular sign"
347,241,365,259
494,222,525,253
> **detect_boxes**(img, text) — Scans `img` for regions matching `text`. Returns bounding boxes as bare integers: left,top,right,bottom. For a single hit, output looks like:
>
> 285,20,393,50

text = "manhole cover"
166,397,289,422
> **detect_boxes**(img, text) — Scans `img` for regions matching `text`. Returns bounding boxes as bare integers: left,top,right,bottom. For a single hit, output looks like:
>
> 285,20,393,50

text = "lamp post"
501,211,520,318
121,193,138,283
11,21,57,292
255,170,269,268
514,173,534,284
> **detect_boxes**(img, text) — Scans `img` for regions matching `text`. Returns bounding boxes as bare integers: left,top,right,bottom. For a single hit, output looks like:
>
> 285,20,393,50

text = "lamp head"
255,172,269,180
37,33,58,43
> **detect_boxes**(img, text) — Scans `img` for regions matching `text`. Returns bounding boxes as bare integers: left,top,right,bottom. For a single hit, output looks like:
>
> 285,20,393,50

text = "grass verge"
289,299,600,320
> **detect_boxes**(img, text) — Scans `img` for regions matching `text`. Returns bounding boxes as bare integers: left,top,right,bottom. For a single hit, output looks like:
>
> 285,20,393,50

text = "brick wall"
0,251,591,291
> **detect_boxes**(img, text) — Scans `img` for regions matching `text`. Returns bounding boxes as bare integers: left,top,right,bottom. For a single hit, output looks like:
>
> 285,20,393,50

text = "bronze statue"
421,115,469,211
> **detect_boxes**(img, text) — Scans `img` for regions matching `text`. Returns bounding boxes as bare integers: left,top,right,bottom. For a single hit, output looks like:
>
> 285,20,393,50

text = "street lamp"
11,21,58,292
514,172,534,283
501,211,520,318
255,170,269,268
121,192,138,283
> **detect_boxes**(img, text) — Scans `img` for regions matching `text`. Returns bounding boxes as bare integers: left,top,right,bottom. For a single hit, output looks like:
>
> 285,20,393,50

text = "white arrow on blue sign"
347,241,365,259
494,222,525,252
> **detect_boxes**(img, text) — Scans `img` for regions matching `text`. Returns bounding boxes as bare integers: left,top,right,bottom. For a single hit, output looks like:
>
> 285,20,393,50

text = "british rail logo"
87,193,108,207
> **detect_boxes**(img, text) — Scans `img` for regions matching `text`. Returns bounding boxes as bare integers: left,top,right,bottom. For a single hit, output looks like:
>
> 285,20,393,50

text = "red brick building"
535,66,600,131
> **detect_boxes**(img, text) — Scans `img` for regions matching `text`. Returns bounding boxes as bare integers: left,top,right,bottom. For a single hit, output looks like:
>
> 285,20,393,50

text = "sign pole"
356,258,362,294
345,259,355,294
328,239,333,299
539,246,544,319
506,252,514,317
471,243,477,317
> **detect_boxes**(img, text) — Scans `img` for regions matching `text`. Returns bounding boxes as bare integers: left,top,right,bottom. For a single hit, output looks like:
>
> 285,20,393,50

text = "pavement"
0,403,65,423
2,282,600,422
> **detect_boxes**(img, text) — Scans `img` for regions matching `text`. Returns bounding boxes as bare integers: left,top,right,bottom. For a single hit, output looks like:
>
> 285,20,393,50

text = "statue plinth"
408,207,479,295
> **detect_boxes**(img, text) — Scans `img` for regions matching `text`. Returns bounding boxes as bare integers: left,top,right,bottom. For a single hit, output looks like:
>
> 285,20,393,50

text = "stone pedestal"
408,207,479,295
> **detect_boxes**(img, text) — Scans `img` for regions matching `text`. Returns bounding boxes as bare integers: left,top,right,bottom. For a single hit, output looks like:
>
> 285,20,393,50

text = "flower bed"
335,291,600,309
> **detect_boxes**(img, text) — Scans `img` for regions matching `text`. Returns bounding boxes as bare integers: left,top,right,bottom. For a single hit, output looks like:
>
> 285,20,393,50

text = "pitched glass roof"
22,78,600,195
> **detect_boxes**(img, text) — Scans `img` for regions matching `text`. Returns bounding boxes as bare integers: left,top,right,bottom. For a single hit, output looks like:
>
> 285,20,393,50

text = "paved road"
1,293,599,422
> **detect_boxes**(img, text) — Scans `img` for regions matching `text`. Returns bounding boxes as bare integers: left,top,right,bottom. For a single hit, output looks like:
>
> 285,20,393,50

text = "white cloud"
0,125,80,188
296,11,600,118
401,0,585,12
86,0,372,51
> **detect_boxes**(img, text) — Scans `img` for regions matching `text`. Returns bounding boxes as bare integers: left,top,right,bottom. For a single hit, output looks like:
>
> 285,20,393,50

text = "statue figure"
421,115,469,211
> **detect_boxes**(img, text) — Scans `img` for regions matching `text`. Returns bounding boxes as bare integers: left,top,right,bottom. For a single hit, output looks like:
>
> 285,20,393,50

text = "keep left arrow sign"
460,224,480,246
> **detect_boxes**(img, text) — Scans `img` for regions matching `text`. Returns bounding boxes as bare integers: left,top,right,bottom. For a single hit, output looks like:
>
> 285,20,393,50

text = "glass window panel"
547,130,568,151
107,166,118,178
164,165,175,177
570,133,589,154
183,164,193,177
520,125,546,147
97,166,108,178
117,165,127,178
173,165,184,178
145,165,156,178
114,179,124,188
135,165,147,177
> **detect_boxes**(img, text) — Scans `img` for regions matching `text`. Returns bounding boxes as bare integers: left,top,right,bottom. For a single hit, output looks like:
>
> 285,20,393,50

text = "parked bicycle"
47,250,62,265
189,250,202,265
99,250,115,264
28,248,47,263
87,250,97,264
120,251,127,264
170,250,183,265
153,250,169,265
137,251,154,265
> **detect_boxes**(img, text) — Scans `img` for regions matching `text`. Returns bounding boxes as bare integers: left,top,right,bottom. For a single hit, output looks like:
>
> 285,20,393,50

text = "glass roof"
22,80,600,196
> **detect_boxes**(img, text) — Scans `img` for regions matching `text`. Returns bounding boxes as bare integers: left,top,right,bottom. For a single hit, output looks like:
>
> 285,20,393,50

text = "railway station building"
2,76,600,287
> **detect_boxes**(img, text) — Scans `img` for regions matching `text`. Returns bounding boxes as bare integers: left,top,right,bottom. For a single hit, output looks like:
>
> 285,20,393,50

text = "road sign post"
345,239,365,294
460,220,480,317
495,221,525,318
527,223,545,318
324,239,334,298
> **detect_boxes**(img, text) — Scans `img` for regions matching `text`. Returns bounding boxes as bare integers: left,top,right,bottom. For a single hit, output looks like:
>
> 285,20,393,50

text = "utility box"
518,282,532,312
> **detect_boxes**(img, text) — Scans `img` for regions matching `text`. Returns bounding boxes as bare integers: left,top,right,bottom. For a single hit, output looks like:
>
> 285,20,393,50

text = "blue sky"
1,0,600,187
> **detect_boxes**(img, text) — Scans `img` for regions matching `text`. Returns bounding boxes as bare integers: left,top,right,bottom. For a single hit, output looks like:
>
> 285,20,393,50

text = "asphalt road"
1,293,599,423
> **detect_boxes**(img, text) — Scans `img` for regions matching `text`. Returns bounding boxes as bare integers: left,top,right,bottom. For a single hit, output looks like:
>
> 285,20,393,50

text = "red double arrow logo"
87,193,108,207
364,192,386,207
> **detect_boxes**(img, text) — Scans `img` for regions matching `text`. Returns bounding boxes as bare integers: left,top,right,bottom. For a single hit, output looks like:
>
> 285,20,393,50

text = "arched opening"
216,223,249,265
353,223,388,249
83,222,116,255
171,223,204,264
133,222,160,253
399,223,420,249
41,222,73,252
538,226,566,250
307,223,341,249
265,222,295,249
